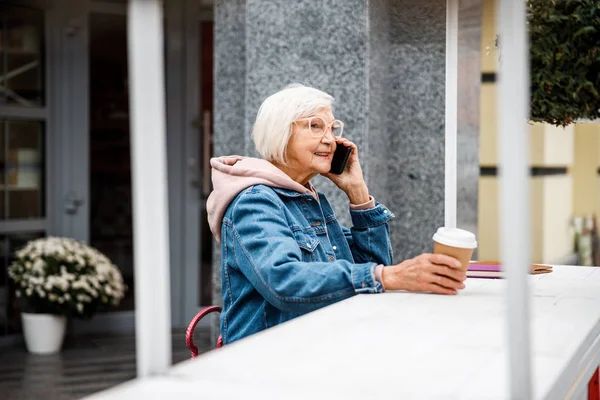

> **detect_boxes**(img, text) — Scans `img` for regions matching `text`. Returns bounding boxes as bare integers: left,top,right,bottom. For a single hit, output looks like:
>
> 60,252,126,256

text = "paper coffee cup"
432,227,477,271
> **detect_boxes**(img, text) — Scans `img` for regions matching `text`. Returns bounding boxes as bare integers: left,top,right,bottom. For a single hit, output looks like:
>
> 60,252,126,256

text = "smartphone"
329,144,352,174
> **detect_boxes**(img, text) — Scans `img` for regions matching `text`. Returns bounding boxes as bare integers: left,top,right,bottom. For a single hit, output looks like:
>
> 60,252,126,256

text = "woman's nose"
321,129,335,142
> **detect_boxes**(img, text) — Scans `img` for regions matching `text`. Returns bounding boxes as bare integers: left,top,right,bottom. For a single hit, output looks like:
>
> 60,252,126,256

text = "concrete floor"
0,327,212,400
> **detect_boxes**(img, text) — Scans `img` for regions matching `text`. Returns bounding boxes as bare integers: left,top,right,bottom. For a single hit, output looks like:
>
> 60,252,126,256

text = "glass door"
84,0,209,327
0,1,47,338
198,13,214,308
88,10,134,312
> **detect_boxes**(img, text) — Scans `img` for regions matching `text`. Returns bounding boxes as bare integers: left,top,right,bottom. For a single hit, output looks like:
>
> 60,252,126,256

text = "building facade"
0,0,215,343
0,0,485,343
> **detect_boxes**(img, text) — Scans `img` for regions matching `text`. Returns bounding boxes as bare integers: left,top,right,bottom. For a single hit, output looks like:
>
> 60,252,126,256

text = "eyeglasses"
293,116,344,139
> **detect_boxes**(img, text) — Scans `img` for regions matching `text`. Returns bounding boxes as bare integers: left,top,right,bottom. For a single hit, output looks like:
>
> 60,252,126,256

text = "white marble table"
87,265,600,399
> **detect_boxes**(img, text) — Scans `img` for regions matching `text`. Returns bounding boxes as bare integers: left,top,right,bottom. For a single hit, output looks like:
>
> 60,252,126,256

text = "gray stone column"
211,0,247,344
212,0,482,338
368,0,482,258
368,0,448,258
457,0,483,258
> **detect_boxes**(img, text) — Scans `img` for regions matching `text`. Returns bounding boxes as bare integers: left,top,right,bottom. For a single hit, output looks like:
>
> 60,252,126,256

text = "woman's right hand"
382,253,467,295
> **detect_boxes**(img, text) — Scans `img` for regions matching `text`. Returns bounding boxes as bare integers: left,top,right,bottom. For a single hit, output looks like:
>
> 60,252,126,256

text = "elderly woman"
207,84,466,344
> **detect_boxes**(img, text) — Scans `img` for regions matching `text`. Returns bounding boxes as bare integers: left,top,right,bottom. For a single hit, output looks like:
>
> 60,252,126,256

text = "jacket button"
383,209,389,214
332,246,337,251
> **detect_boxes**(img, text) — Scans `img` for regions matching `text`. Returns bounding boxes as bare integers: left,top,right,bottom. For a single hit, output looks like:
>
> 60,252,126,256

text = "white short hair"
252,83,334,164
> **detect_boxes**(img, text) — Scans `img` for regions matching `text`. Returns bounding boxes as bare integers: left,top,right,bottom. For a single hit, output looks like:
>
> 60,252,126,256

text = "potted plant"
8,237,127,354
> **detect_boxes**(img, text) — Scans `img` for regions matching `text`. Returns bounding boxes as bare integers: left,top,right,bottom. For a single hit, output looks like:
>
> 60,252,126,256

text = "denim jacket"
219,184,395,343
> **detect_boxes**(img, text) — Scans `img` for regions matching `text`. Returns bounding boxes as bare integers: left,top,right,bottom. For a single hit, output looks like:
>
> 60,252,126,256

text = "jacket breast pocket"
293,228,320,262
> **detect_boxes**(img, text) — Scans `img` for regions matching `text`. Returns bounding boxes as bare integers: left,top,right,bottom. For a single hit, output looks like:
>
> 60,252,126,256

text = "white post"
497,0,532,398
445,0,459,229
127,0,172,377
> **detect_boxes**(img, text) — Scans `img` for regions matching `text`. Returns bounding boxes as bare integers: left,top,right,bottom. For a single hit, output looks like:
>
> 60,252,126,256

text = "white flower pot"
21,313,67,355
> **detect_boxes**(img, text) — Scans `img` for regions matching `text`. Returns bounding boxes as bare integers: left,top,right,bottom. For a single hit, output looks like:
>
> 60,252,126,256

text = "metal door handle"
65,191,84,215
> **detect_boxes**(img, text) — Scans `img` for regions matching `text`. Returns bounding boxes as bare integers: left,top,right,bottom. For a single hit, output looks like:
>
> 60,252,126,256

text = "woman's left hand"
321,139,370,204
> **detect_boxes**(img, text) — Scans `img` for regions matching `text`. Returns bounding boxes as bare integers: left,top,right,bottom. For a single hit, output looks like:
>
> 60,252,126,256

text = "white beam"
127,0,172,377
445,0,459,228
497,0,532,398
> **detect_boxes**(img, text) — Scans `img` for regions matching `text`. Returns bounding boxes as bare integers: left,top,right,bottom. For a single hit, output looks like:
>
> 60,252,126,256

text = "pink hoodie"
206,156,318,243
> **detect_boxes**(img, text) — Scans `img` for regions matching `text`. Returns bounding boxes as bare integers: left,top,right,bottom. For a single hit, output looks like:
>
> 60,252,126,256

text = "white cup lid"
432,227,477,249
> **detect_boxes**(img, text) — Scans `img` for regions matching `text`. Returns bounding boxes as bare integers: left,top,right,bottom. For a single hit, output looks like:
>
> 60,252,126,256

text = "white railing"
127,0,172,378
497,0,532,397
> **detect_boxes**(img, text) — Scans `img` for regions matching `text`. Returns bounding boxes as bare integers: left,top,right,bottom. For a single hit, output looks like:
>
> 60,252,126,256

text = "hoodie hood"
206,156,315,243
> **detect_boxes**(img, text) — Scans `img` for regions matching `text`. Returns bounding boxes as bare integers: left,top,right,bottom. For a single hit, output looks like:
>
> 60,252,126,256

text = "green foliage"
528,0,600,126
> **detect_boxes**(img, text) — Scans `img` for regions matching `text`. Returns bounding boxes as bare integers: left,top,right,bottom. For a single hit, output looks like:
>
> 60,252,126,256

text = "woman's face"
284,107,337,184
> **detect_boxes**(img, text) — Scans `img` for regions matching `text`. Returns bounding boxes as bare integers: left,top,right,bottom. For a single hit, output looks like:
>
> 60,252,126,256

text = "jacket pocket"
293,228,320,262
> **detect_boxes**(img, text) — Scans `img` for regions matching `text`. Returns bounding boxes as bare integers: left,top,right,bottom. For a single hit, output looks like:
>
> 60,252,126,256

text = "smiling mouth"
314,152,330,158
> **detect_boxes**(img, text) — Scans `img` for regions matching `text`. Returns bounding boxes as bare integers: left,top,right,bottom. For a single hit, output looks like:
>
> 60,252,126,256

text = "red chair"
185,305,223,358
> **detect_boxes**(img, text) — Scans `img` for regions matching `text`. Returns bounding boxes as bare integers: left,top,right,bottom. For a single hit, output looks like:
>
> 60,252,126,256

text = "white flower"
64,293,71,301
49,293,58,302
76,294,92,303
28,276,41,287
88,276,100,288
25,288,33,296
72,278,88,290
58,297,64,304
76,303,84,313
61,270,75,281
53,276,69,291
15,290,21,298
32,259,45,274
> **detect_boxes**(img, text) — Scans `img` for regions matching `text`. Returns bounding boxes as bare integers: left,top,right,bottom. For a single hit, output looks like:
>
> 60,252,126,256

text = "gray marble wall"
457,0,483,258
374,0,448,257
212,0,482,336
243,0,369,214
212,0,247,343
367,0,392,228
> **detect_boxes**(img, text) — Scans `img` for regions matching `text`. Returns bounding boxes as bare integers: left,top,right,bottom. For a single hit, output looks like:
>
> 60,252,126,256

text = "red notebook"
467,261,553,279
